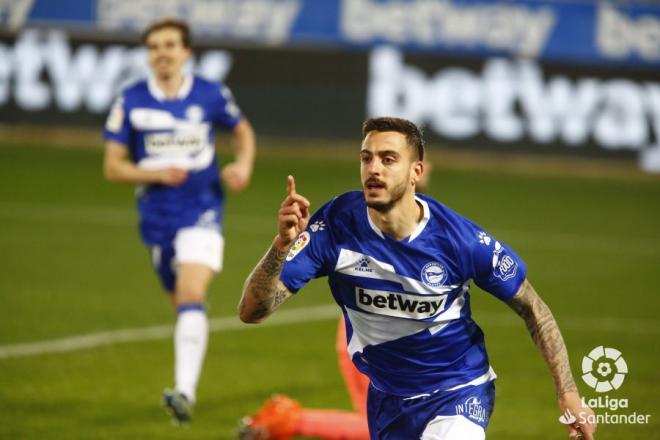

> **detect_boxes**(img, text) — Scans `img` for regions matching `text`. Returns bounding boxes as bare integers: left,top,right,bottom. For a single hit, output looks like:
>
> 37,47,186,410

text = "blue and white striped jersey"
103,74,242,245
280,191,526,396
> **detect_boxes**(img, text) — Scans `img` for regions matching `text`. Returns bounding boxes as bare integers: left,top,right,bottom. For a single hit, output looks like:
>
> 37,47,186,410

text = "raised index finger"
287,175,297,196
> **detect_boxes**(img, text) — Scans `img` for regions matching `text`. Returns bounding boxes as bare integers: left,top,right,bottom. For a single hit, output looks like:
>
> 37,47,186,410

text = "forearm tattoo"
239,244,291,321
507,280,578,398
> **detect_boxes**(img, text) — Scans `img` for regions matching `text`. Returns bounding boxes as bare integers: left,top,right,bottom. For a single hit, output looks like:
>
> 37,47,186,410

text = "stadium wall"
1,0,659,171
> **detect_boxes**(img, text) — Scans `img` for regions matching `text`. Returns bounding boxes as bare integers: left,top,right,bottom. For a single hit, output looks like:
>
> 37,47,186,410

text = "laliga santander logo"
559,346,651,426
581,346,628,393
558,409,577,425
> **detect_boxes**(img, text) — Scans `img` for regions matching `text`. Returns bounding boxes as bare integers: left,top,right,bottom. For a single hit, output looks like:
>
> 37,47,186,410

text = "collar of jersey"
148,74,194,101
366,196,430,243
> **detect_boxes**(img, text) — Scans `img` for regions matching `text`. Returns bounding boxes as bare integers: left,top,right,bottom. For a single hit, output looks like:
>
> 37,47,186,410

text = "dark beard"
365,180,407,213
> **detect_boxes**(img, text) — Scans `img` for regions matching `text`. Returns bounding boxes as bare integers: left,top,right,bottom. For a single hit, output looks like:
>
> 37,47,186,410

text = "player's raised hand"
276,175,310,248
158,167,188,186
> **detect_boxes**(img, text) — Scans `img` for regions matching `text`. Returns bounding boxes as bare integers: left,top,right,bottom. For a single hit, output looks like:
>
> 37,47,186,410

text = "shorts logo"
421,262,448,288
455,396,487,424
356,287,447,319
286,232,310,261
491,241,518,281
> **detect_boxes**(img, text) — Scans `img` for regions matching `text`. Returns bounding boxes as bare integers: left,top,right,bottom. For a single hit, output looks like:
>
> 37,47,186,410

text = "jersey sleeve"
279,203,334,293
103,94,131,146
213,84,243,130
458,221,527,301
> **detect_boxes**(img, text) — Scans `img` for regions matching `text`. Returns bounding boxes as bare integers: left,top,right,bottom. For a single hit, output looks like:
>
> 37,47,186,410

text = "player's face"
360,131,419,212
146,28,191,81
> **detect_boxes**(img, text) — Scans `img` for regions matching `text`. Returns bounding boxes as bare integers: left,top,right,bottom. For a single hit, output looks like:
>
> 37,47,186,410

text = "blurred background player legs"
238,316,370,440
171,263,214,405
156,225,224,424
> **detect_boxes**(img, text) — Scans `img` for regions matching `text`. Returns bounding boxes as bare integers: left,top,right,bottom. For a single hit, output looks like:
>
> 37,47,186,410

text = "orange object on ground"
239,317,370,440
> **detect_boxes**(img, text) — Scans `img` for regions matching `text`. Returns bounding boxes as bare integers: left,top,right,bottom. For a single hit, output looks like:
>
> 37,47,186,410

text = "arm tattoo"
507,280,578,398
239,243,292,322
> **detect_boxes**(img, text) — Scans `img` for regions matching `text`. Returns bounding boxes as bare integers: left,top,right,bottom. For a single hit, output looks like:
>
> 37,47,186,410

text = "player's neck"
155,73,186,99
368,194,422,241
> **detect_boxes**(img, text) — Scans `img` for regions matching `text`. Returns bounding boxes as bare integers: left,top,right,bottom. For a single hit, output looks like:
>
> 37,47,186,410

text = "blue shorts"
367,380,495,440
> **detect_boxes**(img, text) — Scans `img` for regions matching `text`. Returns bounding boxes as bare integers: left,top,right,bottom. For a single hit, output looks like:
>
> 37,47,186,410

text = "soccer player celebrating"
239,164,434,440
103,18,255,424
239,117,594,439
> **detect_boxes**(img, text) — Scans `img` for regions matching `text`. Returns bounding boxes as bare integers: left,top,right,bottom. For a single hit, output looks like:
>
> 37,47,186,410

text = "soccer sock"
174,303,208,403
296,409,370,440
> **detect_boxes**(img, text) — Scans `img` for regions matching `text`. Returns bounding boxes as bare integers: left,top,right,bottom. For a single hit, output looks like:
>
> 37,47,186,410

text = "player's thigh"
420,415,485,440
175,263,215,303
173,227,224,302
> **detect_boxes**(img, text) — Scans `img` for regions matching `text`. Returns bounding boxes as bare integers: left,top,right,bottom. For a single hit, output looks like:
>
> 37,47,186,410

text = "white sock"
174,304,208,403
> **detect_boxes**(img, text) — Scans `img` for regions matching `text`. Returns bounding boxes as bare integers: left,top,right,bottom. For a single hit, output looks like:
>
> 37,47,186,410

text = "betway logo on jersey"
356,287,447,320
145,132,207,155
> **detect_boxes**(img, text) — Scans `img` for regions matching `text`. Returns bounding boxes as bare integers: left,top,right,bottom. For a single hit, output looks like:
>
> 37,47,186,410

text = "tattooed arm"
239,176,310,323
239,238,294,323
507,279,596,439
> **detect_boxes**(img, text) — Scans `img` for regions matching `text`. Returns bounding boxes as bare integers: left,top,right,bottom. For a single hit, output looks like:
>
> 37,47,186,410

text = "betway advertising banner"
1,30,659,172
2,0,659,69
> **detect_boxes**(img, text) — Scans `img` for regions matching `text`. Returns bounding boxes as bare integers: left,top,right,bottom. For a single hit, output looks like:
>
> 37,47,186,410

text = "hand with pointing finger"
275,175,311,250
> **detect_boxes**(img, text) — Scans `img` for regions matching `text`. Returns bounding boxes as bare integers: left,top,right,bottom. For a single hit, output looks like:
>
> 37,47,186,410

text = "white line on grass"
0,305,658,360
0,305,340,360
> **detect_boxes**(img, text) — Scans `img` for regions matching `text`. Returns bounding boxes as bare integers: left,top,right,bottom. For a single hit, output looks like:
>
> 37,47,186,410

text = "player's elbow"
103,160,122,183
239,308,265,324
103,165,115,182
238,297,266,324
239,312,258,324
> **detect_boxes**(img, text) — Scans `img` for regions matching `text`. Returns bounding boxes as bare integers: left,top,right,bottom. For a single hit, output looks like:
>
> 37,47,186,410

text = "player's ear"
411,160,423,187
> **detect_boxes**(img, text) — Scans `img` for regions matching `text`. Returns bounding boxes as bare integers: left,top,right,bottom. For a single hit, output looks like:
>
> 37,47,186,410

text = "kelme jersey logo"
355,287,447,320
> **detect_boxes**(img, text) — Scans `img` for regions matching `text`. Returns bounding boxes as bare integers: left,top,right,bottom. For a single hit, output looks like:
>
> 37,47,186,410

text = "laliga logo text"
558,346,652,426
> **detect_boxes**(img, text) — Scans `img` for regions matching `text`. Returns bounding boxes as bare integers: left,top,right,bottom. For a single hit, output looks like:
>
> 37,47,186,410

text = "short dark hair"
362,117,425,161
141,18,191,48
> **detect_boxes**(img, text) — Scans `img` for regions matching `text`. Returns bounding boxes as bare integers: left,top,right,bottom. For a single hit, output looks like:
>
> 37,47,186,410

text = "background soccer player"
103,18,255,424
239,117,594,439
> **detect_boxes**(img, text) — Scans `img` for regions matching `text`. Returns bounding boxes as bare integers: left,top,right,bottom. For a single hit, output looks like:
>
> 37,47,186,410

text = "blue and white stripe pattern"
280,191,527,396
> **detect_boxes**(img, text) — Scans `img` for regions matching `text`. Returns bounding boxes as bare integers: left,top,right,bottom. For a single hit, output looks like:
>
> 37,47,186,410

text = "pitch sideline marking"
0,305,339,360
0,305,658,360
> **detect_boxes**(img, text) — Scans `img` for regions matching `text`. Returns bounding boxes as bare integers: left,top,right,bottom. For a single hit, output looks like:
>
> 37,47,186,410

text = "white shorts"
421,415,486,440
174,226,224,272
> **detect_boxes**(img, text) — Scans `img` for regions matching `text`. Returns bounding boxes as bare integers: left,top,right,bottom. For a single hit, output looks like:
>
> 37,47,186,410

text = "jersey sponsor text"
356,287,447,320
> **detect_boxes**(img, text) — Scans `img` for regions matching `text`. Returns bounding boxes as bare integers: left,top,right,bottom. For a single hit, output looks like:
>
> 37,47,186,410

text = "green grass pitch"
0,142,659,439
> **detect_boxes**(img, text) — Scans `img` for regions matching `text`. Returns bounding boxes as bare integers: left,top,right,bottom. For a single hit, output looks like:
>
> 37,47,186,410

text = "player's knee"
174,284,206,305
